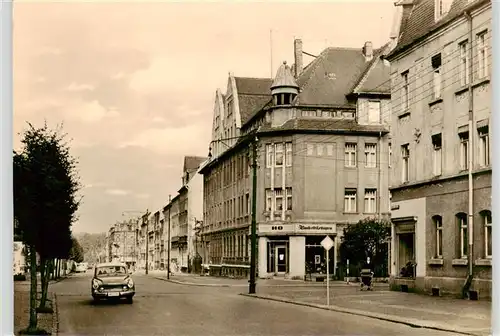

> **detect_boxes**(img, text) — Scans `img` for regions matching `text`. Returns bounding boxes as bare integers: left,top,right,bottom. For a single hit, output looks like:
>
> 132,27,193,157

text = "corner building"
385,0,492,298
201,39,393,279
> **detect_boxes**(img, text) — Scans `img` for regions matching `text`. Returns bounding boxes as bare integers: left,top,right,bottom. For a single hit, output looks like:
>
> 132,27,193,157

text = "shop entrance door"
275,246,287,274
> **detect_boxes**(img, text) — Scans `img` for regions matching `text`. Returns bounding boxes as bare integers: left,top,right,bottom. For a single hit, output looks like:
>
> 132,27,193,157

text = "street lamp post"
249,135,258,294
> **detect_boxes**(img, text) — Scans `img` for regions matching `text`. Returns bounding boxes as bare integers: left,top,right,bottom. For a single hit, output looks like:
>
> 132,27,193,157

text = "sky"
13,0,395,234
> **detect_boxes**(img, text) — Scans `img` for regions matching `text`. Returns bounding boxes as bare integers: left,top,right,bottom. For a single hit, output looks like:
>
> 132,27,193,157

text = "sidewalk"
247,285,491,336
14,281,58,336
152,272,387,288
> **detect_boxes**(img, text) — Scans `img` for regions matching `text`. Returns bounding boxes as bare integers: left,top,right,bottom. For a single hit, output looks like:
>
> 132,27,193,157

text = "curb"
240,294,485,336
153,277,387,288
154,277,234,287
51,293,59,336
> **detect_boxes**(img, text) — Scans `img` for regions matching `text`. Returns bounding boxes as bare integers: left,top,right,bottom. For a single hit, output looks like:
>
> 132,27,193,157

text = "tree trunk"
39,259,52,309
28,245,38,330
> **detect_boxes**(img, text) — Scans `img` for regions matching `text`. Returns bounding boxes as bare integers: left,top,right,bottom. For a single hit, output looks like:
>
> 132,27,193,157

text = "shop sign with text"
295,224,336,234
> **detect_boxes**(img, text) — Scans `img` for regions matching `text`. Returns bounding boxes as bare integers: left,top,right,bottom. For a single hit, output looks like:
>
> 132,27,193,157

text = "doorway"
398,233,415,277
275,246,287,274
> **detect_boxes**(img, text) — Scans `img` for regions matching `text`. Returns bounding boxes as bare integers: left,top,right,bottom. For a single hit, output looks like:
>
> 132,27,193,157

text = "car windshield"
95,266,127,277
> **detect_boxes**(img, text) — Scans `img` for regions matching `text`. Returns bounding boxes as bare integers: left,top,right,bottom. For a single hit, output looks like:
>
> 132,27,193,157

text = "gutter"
463,9,475,299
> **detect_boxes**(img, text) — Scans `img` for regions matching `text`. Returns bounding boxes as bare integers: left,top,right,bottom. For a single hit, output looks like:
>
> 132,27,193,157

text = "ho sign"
271,225,283,231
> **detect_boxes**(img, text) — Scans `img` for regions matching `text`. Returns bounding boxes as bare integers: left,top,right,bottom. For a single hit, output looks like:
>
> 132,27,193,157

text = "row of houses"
105,0,492,299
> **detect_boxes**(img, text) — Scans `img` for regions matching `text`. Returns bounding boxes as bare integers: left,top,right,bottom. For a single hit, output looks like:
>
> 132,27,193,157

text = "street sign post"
320,235,334,306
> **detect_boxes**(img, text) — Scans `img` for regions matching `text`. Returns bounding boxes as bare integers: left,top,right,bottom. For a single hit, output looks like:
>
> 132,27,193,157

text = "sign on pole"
321,235,334,306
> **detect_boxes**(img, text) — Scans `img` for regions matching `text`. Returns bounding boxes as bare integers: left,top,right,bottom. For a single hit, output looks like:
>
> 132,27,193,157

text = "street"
52,273,460,336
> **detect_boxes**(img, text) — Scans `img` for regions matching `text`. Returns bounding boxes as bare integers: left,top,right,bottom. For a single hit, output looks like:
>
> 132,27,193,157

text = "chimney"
363,41,374,61
294,39,303,78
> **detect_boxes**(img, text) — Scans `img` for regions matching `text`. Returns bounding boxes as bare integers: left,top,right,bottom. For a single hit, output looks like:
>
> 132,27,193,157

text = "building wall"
388,1,492,298
257,131,391,278
188,165,205,259
389,5,492,189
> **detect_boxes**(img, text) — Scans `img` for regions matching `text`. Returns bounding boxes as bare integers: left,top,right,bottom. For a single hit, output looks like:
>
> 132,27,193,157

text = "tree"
14,122,81,334
69,236,85,263
339,217,391,277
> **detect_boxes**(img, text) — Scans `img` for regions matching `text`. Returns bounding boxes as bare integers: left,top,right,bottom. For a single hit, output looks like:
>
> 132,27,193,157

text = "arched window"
456,213,468,258
480,210,492,258
432,215,443,258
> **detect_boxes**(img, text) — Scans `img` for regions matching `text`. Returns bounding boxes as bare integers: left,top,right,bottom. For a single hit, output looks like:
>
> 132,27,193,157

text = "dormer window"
435,0,452,21
274,93,295,106
271,61,299,107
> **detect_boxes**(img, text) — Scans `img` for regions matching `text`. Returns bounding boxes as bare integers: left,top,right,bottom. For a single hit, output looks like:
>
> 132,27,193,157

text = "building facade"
105,218,139,269
385,0,492,299
161,156,206,273
200,38,393,279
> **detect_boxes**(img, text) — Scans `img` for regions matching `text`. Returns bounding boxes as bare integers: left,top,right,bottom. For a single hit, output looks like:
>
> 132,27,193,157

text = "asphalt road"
52,272,460,336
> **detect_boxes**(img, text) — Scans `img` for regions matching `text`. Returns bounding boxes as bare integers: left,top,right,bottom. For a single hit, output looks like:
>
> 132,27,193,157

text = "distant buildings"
105,218,139,269
386,0,492,299
133,156,206,274
199,38,392,280
13,241,26,275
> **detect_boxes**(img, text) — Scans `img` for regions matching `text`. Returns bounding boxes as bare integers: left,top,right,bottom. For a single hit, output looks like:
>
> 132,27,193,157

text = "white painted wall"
390,197,426,277
258,237,268,278
187,163,206,260
289,236,305,278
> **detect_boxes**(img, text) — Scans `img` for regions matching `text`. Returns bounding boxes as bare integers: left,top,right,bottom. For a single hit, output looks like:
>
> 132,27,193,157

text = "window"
388,142,392,167
432,134,442,176
364,189,377,213
246,193,250,215
307,143,314,156
227,98,233,117
345,143,357,167
431,54,442,99
365,144,377,168
478,126,489,167
483,211,492,258
266,144,274,168
265,189,273,211
368,101,381,123
458,213,468,258
344,189,357,213
435,0,452,20
317,144,324,156
459,41,469,86
459,132,469,170
275,143,284,166
477,32,488,79
401,71,409,111
433,215,443,258
275,188,283,211
285,142,292,166
286,188,292,210
326,144,334,156
401,144,410,182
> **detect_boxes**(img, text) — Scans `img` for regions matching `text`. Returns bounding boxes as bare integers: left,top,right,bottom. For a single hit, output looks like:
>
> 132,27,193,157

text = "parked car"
91,262,135,304
75,263,88,273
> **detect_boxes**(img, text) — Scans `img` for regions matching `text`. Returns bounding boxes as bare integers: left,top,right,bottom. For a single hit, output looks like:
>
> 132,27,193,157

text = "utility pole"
249,135,258,294
167,194,172,280
145,209,150,275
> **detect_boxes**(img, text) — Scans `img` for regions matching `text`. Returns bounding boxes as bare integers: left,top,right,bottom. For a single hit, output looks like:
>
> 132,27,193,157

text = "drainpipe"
465,10,474,287
378,131,382,220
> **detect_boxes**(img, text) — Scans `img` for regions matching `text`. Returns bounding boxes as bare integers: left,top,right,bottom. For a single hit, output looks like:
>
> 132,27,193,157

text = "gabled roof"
387,0,490,60
295,47,371,106
183,156,206,175
234,77,273,125
350,43,392,94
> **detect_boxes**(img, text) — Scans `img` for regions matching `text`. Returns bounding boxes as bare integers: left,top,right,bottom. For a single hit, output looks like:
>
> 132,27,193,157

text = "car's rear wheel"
125,296,133,304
